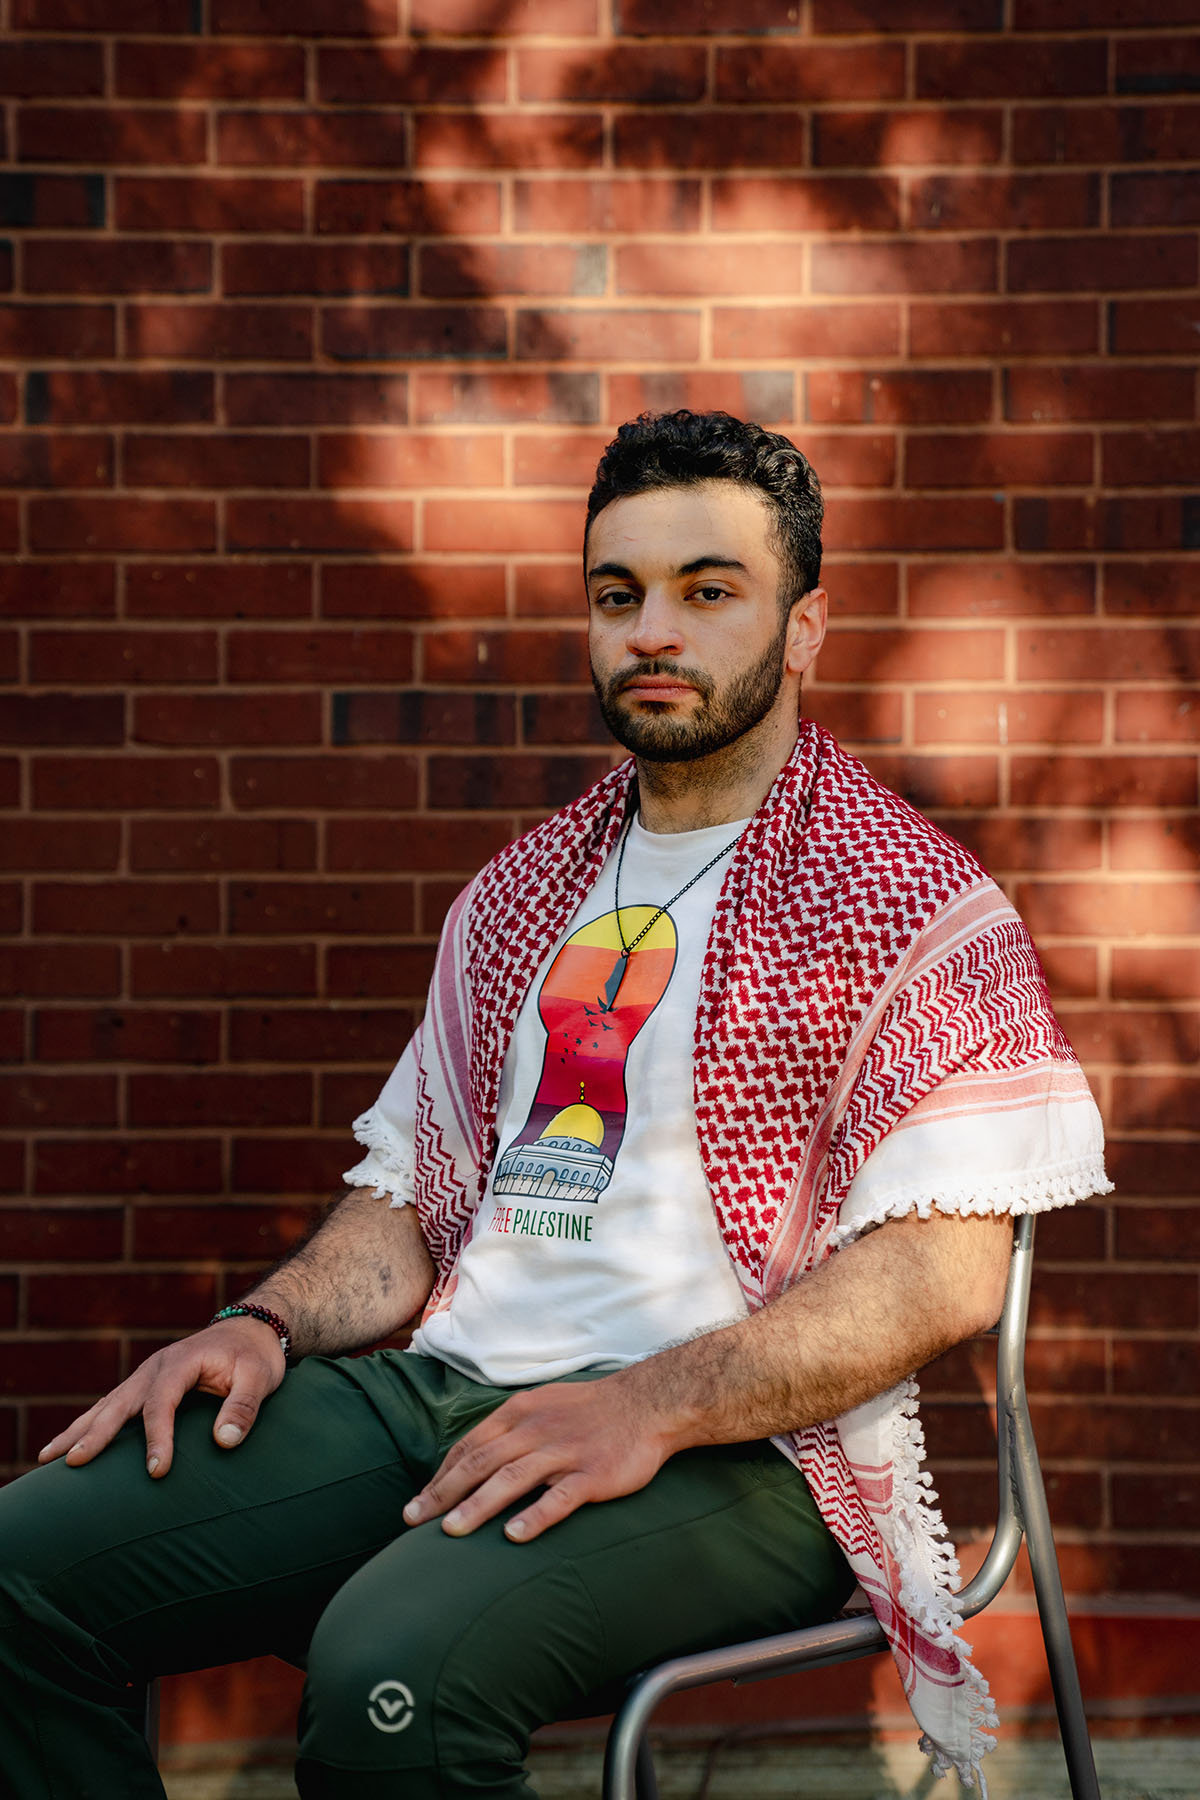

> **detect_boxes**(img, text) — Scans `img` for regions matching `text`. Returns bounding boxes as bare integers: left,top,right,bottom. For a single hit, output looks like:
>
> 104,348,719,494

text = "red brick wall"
2,1,1197,1615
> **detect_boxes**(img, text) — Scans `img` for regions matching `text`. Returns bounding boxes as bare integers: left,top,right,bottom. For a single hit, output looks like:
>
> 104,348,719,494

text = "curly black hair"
585,410,823,608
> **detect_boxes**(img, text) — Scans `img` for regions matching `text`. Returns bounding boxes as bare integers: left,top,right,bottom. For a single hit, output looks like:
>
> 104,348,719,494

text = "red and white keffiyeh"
399,720,1110,1787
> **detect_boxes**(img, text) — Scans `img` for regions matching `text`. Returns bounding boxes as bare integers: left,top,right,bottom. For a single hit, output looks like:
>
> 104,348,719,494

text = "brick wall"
1,0,1198,1623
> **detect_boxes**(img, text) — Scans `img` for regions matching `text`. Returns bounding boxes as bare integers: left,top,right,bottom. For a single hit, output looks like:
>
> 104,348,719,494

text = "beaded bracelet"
209,1302,292,1362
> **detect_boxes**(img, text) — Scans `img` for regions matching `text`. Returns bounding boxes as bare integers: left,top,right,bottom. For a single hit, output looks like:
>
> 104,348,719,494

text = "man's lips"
618,675,698,703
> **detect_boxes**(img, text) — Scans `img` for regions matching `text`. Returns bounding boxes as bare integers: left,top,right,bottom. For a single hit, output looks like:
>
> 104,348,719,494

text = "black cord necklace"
598,818,742,1012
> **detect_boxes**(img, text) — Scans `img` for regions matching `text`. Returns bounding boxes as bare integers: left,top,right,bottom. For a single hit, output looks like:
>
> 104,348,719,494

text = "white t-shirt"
345,816,1109,1388
410,813,751,1384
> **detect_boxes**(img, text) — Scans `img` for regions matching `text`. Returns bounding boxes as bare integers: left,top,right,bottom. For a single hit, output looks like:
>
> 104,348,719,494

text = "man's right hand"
36,1314,287,1479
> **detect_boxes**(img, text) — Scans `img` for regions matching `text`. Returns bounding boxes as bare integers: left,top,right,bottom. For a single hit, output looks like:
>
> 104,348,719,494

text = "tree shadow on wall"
18,3,1199,1781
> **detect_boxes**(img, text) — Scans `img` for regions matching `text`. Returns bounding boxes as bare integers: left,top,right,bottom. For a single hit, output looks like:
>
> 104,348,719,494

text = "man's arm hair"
243,1187,435,1358
38,1188,436,1475
627,1207,1012,1449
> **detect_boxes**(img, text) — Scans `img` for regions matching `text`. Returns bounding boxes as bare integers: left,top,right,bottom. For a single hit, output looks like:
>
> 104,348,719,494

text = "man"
2,412,1109,1798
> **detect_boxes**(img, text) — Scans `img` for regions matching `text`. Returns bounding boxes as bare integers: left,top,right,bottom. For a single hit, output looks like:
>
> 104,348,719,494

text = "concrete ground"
161,1731,1200,1799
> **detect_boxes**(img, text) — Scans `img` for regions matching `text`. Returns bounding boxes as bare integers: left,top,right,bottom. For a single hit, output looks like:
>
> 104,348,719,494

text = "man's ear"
785,586,828,677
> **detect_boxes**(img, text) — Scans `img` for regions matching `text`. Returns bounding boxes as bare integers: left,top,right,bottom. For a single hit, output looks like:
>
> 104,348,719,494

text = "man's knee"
298,1529,587,1784
0,1438,144,1618
0,1453,144,1711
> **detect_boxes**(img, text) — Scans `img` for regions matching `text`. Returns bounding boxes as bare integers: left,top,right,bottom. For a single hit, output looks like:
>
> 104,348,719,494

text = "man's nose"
625,590,684,659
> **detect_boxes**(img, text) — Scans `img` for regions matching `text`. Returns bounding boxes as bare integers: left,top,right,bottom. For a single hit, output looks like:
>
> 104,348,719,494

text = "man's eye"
595,589,637,608
693,586,729,603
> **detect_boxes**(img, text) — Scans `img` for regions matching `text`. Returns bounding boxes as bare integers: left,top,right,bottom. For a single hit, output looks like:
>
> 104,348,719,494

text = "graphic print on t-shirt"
493,905,676,1203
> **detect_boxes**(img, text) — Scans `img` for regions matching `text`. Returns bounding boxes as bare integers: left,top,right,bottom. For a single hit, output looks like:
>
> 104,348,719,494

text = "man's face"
585,481,808,764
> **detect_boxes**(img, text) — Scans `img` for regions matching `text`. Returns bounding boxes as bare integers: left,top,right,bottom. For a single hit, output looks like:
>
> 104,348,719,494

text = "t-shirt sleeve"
343,1032,419,1210
833,1056,1112,1249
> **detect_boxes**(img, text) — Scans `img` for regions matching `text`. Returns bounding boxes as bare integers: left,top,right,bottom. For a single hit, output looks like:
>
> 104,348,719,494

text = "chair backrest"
955,1208,1035,1620
602,1208,1103,1800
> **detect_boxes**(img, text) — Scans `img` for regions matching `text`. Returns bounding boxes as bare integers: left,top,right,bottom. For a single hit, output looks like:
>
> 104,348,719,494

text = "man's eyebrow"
676,556,749,577
586,561,638,583
585,555,750,583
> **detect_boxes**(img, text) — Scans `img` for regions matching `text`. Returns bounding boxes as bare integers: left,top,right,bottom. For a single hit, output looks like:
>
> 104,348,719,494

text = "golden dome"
540,1103,605,1147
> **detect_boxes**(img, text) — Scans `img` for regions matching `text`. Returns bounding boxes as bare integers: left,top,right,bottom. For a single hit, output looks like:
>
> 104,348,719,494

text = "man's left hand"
402,1372,671,1543
401,1211,1013,1545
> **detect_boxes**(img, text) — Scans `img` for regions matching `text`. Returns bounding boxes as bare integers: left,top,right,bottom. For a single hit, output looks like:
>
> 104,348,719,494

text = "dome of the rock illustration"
494,1096,614,1201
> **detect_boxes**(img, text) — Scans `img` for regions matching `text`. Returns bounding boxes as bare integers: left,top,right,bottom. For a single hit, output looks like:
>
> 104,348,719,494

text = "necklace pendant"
600,952,627,1012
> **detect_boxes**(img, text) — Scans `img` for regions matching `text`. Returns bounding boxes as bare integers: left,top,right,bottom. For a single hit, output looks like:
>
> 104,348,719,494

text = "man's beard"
592,614,790,764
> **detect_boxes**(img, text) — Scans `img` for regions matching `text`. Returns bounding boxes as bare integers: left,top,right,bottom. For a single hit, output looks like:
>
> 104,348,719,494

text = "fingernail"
216,1424,242,1448
506,1518,528,1541
403,1499,423,1524
444,1508,464,1533
147,1455,159,1476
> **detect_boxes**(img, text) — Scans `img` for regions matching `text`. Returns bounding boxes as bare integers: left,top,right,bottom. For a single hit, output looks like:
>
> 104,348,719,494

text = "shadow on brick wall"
5,11,1198,1724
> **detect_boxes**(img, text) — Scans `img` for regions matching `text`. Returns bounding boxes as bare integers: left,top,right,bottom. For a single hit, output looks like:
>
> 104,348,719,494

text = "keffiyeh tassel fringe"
892,1378,999,1791
344,1103,416,1203
829,1154,1114,1252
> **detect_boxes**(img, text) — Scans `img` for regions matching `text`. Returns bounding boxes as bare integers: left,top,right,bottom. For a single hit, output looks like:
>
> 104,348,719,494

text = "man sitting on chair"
3,411,1110,1799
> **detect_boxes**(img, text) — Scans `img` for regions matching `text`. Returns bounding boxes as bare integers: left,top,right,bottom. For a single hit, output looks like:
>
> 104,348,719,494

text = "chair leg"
143,1675,160,1762
604,1677,667,1800
634,1730,659,1800
1010,1397,1102,1800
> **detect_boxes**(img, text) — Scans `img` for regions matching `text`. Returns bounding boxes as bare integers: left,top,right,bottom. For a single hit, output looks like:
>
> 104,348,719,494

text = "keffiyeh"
361,719,1110,1786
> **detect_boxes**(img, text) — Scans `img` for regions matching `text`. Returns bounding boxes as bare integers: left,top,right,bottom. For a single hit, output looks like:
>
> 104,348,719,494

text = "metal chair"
146,1217,1100,1799
600,1213,1102,1800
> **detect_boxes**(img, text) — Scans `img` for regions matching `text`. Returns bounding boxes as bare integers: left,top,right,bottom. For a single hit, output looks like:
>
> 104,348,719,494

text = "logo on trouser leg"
367,1680,415,1733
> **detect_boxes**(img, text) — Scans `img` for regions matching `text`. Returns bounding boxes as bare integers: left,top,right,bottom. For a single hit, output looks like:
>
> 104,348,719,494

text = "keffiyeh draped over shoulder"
380,720,1110,1789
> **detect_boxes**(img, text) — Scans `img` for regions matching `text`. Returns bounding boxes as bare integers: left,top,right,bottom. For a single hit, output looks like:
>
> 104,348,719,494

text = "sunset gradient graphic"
502,907,677,1174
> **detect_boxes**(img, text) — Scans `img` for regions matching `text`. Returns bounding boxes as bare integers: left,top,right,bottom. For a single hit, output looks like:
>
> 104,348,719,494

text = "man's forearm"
615,1208,1014,1455
245,1189,435,1359
402,1209,1013,1542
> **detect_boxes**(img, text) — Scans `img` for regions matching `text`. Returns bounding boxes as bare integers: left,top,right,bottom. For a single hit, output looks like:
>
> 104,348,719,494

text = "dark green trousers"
0,1352,854,1799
